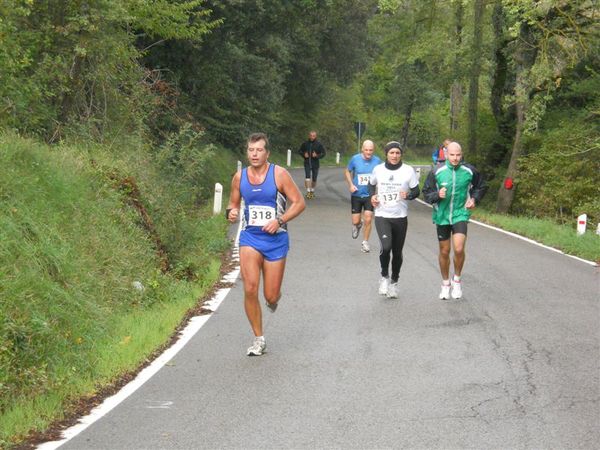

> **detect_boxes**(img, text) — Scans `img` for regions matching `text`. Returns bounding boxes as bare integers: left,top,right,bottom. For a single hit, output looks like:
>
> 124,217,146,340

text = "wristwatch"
277,217,285,227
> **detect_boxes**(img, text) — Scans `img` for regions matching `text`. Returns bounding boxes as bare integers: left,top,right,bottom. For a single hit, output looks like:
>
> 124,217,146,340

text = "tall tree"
488,1,514,167
496,21,537,213
467,0,485,155
450,0,464,132
496,0,597,213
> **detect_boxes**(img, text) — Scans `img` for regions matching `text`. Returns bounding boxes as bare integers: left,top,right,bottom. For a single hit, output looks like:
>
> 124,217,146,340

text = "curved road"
54,167,598,449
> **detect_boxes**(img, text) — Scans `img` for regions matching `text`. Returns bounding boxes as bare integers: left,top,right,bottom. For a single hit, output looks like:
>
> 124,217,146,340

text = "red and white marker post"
577,213,587,235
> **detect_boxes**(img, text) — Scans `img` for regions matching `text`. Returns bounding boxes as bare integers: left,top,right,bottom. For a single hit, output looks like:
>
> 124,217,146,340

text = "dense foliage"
3,1,596,222
352,0,599,222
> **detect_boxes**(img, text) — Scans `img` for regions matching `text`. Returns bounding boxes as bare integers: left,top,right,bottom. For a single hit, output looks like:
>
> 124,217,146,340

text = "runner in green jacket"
422,142,487,300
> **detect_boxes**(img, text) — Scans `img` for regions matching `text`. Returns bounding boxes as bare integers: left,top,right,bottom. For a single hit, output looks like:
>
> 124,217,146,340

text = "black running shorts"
303,161,319,181
436,221,468,241
351,196,374,214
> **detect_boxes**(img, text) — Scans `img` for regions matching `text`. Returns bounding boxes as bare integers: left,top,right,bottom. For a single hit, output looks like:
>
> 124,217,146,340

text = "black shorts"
351,196,374,214
436,221,468,241
303,162,319,181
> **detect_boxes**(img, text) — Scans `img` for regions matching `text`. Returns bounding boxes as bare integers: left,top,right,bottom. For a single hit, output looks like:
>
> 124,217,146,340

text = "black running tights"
375,216,408,282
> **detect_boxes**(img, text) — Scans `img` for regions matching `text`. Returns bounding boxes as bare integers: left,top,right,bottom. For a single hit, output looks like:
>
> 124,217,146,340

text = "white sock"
453,275,461,283
442,279,450,286
256,335,265,342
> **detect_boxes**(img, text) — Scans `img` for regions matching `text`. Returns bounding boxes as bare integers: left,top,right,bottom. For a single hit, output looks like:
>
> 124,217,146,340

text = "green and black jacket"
422,160,487,225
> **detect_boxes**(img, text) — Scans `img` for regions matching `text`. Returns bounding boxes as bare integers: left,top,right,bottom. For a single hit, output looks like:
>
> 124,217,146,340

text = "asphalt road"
58,166,598,449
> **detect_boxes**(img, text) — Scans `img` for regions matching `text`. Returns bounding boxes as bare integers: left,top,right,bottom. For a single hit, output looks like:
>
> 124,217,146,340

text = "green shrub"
514,123,600,224
0,132,232,444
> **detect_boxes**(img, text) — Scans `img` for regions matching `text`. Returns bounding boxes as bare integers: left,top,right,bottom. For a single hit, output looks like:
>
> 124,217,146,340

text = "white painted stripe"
415,198,597,267
38,222,243,450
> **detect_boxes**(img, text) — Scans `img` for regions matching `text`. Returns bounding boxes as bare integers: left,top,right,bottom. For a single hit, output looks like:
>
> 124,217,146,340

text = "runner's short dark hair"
248,132,270,150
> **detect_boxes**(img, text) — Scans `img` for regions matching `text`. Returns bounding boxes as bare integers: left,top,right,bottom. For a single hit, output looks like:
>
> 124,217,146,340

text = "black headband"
384,141,402,154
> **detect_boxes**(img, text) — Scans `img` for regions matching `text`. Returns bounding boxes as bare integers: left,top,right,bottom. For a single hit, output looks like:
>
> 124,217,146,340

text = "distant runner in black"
298,130,326,199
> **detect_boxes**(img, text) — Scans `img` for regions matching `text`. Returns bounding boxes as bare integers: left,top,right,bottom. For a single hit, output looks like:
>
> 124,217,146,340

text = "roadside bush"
513,124,600,224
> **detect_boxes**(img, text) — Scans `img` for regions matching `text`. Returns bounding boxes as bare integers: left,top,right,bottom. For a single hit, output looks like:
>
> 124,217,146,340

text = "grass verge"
0,133,232,448
472,209,600,264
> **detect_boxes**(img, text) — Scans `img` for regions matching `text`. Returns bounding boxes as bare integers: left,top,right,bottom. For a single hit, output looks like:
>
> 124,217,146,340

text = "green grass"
471,210,600,263
0,133,231,447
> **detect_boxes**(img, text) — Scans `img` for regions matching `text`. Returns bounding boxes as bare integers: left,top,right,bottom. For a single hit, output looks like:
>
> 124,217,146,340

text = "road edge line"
37,223,243,449
415,198,596,267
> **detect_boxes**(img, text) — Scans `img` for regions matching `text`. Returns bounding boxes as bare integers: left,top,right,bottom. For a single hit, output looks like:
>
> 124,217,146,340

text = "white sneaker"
387,282,398,298
378,277,389,295
439,284,451,300
352,221,363,239
247,337,266,356
451,280,462,299
361,240,370,253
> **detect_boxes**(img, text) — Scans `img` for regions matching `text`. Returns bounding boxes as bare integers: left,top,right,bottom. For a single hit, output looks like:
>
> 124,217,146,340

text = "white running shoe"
439,284,451,300
247,337,266,356
378,277,389,295
387,282,398,298
451,280,462,299
361,240,370,253
352,221,363,239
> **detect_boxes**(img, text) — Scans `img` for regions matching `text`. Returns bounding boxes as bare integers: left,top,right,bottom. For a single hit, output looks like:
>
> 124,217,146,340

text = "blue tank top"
240,163,287,234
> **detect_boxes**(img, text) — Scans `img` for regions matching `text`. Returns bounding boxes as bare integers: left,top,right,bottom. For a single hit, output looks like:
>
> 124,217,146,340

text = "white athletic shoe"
361,240,370,253
451,280,463,299
378,277,389,295
352,221,363,239
387,282,398,298
439,284,451,300
247,337,266,356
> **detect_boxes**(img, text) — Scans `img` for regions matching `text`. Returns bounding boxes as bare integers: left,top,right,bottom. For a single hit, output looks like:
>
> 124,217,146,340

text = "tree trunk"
490,1,507,123
467,0,484,156
487,1,515,166
401,97,415,149
450,82,463,133
450,1,464,132
496,99,523,213
496,21,537,213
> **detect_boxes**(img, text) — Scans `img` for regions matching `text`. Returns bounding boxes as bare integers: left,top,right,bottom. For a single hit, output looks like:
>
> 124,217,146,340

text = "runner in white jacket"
369,141,420,298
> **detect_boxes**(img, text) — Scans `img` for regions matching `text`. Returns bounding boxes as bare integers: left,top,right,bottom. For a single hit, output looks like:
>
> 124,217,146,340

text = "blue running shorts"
239,230,289,262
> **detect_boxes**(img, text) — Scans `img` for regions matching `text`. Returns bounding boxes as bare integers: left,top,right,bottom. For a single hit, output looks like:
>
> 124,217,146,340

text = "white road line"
415,198,597,267
38,224,242,450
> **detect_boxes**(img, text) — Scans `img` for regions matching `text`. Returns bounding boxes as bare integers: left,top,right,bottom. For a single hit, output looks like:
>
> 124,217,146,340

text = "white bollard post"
336,152,340,165
213,183,223,215
237,160,242,172
287,149,292,167
576,213,587,235
597,223,600,236
416,167,421,180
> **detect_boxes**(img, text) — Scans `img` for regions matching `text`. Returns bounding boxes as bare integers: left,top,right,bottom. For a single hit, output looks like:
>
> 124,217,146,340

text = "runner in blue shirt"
344,140,382,252
227,133,305,356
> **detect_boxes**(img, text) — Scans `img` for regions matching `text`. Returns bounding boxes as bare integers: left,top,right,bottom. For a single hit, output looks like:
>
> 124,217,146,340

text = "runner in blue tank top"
226,133,305,356
344,140,381,253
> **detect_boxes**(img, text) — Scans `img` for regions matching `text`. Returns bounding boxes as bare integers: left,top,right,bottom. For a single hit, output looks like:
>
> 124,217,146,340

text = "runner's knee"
244,279,260,295
264,291,281,303
439,244,451,257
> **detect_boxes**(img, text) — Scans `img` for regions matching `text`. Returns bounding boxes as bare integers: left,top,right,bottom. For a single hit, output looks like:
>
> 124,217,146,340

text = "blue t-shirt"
347,154,382,197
